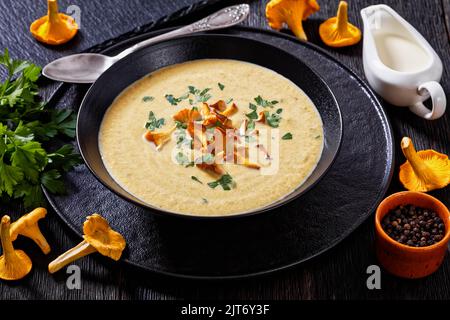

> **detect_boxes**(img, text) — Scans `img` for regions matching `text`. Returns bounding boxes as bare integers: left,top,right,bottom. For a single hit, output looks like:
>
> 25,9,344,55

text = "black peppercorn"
381,205,445,247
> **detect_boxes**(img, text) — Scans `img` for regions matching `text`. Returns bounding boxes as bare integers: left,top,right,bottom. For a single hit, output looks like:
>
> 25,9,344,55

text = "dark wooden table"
1,0,449,300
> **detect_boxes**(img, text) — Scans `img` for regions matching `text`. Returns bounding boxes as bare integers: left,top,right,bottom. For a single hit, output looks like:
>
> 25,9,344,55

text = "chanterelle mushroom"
48,214,126,274
144,125,176,150
30,0,78,45
319,1,361,47
10,208,51,255
266,0,320,41
0,216,32,281
399,137,450,192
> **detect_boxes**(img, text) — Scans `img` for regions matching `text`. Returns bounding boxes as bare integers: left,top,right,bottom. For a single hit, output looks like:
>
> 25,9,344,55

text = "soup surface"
99,59,323,216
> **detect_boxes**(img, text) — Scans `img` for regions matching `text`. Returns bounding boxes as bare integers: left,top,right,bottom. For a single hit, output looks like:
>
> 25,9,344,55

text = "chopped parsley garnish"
245,103,258,120
245,111,258,120
282,132,293,140
165,93,189,106
145,111,165,131
142,96,154,102
225,98,233,104
315,135,322,139
218,83,225,91
197,88,212,103
191,176,203,184
254,95,279,108
202,198,208,204
207,174,234,191
175,120,187,129
188,86,198,94
188,86,212,103
265,109,283,128
247,120,256,131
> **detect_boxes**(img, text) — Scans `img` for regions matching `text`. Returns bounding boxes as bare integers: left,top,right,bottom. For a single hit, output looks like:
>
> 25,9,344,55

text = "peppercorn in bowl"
375,191,450,279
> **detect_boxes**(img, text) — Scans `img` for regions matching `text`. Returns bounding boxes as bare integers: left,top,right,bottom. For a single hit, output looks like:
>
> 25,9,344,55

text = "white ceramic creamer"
361,4,446,120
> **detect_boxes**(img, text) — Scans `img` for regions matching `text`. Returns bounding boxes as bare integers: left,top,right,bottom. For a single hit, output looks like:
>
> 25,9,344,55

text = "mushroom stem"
286,14,307,40
47,0,60,23
48,241,97,274
0,216,33,281
10,208,51,255
401,137,440,182
1,217,16,260
13,225,50,255
336,1,349,34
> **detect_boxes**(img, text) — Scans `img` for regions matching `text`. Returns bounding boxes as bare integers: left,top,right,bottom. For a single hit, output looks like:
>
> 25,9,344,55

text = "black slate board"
44,26,394,279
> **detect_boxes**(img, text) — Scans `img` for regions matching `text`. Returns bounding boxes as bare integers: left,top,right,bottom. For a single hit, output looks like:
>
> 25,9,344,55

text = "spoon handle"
114,4,250,60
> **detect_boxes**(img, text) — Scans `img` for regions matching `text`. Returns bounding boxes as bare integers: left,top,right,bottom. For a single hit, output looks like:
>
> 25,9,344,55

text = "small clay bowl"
375,191,450,279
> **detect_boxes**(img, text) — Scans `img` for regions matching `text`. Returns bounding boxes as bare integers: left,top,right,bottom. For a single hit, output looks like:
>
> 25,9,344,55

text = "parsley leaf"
175,121,187,129
245,103,258,120
0,160,24,196
188,86,199,95
218,83,225,91
47,144,82,172
207,174,234,191
142,96,154,102
40,169,65,194
145,111,165,131
282,132,293,140
265,111,282,128
247,120,256,131
254,95,279,108
191,176,203,184
165,93,189,106
188,86,212,103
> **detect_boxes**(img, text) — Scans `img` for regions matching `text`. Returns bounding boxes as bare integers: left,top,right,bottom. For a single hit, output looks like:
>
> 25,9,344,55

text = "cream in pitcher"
361,4,446,120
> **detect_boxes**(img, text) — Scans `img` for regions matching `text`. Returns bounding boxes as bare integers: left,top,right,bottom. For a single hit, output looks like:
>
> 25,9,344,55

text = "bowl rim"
76,33,343,219
375,191,450,252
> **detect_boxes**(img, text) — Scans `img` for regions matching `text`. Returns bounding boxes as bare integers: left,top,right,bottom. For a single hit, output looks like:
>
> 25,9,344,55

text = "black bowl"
77,34,343,218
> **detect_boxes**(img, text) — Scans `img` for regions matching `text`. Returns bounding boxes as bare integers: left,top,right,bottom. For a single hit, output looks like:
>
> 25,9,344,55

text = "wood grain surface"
0,0,449,300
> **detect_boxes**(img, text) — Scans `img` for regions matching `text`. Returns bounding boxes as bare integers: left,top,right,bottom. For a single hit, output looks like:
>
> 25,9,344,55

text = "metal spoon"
42,4,250,83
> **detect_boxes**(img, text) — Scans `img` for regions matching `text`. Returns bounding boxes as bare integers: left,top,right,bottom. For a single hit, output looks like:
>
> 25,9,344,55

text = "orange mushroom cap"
144,125,176,150
319,1,361,48
399,137,450,192
30,0,78,45
173,108,202,124
266,0,320,41
48,214,126,273
82,214,126,261
10,207,51,255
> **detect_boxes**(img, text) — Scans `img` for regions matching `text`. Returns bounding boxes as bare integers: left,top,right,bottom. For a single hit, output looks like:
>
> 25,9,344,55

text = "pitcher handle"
409,81,446,120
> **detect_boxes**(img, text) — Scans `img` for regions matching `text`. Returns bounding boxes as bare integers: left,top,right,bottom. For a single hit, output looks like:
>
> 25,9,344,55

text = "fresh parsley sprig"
0,49,82,208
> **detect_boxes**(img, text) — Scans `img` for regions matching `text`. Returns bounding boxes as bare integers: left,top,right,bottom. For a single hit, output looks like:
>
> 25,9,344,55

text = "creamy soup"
99,59,323,216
